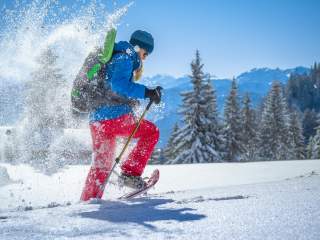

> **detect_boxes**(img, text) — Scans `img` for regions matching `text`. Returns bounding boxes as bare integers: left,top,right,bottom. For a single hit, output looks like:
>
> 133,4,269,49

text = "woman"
80,30,161,201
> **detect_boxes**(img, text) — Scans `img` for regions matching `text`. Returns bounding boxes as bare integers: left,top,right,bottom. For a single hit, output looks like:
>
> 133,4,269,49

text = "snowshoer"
80,30,162,201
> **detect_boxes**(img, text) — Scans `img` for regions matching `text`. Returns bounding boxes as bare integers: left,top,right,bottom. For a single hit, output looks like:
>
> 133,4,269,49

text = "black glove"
145,86,163,104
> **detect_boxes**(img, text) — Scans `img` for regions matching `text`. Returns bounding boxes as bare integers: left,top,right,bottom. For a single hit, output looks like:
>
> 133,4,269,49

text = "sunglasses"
143,52,149,57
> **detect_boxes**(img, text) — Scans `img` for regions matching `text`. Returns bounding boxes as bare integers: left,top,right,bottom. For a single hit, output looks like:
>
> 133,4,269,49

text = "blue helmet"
129,30,154,54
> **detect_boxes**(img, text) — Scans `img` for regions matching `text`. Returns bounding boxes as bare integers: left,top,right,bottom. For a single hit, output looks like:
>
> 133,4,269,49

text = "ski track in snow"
0,164,319,240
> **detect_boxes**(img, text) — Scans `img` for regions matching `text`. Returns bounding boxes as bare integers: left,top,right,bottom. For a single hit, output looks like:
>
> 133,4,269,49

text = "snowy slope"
0,160,320,240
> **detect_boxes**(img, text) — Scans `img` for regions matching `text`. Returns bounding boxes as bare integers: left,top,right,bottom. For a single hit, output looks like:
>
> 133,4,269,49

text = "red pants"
80,114,159,201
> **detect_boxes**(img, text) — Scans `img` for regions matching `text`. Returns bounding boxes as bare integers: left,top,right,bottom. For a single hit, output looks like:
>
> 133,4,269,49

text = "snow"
146,160,320,192
0,160,320,239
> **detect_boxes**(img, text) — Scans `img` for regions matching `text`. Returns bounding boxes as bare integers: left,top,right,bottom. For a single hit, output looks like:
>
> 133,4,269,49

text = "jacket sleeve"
107,54,146,99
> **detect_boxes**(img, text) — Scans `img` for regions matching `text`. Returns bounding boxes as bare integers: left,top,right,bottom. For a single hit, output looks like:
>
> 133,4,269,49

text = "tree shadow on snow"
78,197,206,230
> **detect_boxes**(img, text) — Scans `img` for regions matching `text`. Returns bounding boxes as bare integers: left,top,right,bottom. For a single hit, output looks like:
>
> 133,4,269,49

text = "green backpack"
71,28,117,113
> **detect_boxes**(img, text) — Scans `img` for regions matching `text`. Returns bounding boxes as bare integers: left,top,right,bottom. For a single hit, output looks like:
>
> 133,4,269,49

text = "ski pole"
101,100,154,191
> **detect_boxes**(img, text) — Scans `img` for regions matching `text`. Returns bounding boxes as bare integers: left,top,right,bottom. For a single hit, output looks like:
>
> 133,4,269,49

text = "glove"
145,86,163,104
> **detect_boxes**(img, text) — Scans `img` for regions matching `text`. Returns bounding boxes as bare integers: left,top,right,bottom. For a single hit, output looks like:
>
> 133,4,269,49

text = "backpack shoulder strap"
98,50,128,84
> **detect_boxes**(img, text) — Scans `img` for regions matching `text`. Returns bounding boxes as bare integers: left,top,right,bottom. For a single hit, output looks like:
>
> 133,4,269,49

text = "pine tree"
201,76,224,162
167,50,221,164
164,123,181,161
223,78,244,161
307,130,320,159
241,93,258,161
306,137,313,159
307,117,320,159
288,111,305,160
302,109,318,143
149,148,166,164
286,62,320,112
258,81,291,160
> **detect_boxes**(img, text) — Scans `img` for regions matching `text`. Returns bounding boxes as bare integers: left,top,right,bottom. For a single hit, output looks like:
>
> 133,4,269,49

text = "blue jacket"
89,41,147,122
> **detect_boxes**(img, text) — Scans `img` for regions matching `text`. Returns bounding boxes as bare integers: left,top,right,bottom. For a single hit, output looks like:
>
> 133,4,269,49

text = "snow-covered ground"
0,160,320,240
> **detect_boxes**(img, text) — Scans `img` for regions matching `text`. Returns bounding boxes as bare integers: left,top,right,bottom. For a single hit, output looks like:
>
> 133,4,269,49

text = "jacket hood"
114,41,141,71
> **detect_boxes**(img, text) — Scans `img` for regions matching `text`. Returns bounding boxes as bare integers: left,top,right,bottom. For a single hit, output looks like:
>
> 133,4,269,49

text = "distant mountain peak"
236,66,310,85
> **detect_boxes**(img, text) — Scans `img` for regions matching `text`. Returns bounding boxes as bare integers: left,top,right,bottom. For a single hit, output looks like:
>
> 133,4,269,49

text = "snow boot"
119,173,148,190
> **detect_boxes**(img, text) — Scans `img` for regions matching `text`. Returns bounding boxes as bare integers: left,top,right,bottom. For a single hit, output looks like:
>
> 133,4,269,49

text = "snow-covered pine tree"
288,111,305,160
223,78,244,162
307,116,320,159
149,148,166,164
167,50,220,164
163,123,181,161
21,47,68,173
202,76,224,162
306,138,313,159
307,132,319,159
258,81,291,160
240,93,258,161
302,109,318,144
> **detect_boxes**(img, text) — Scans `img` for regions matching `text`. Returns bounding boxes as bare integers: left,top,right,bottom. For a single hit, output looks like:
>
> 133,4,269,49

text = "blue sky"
1,0,320,78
